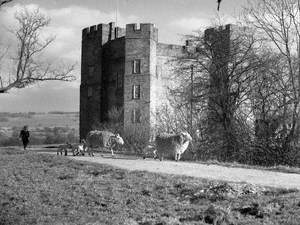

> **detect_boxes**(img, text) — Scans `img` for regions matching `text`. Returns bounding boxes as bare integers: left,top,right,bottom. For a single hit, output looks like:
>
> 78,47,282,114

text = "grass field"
0,148,300,225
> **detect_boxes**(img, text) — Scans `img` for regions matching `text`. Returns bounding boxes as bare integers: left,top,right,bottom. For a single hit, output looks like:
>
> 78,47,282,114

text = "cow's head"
113,133,124,145
179,131,193,144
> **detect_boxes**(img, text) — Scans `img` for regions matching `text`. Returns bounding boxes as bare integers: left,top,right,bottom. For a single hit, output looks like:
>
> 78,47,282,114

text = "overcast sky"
0,0,248,112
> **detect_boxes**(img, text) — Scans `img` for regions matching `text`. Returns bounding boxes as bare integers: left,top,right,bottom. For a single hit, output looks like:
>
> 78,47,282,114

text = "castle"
80,22,234,141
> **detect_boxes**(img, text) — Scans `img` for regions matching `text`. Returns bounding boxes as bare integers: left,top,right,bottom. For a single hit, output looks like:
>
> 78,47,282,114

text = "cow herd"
57,130,193,162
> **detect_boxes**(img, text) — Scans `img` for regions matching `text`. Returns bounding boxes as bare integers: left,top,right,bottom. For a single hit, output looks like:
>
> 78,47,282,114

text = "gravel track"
68,153,300,190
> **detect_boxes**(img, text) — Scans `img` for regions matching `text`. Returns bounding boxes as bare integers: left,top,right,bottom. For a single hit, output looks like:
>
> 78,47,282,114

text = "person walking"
20,125,30,150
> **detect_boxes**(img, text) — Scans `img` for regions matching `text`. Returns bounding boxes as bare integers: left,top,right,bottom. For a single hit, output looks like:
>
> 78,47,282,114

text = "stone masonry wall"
80,22,125,139
81,22,192,142
123,23,158,141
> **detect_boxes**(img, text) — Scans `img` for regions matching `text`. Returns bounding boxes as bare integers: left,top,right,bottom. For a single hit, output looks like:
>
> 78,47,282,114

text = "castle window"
87,87,93,97
132,59,141,74
88,66,95,77
132,85,140,99
131,108,141,123
135,23,141,30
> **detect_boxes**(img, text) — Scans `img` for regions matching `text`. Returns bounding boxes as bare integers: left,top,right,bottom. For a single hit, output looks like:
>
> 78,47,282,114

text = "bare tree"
0,0,13,8
244,0,300,153
0,8,76,93
169,26,264,162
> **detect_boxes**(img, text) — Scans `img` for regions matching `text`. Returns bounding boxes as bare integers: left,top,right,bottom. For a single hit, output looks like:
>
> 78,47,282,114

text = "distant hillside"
0,112,79,146
0,112,79,128
48,111,79,115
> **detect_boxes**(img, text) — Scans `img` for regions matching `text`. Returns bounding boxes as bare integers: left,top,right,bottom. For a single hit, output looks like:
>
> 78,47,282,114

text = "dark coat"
20,130,30,142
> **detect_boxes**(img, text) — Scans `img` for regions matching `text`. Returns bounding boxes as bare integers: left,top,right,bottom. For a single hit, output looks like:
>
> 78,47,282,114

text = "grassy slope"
0,148,300,225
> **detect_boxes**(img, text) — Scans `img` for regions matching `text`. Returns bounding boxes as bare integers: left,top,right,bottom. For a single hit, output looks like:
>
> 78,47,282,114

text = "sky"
0,0,248,112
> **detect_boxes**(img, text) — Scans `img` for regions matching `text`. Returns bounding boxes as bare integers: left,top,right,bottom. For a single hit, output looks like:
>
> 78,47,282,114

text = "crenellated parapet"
125,23,158,41
82,22,158,44
82,22,126,45
204,24,231,36
82,24,108,38
204,24,232,44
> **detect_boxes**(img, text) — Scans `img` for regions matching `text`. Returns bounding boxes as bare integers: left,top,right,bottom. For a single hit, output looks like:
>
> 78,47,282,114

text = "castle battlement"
82,22,158,42
80,21,190,139
82,23,108,39
82,22,125,41
205,24,232,34
125,23,158,41
125,23,155,31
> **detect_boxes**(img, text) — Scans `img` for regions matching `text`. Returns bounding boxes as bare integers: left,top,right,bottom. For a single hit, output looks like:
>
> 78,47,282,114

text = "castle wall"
156,43,187,101
81,21,205,142
204,24,238,159
123,24,157,138
148,43,189,132
80,24,107,139
102,37,125,121
80,22,125,139
157,43,186,57
123,23,158,140
204,24,231,127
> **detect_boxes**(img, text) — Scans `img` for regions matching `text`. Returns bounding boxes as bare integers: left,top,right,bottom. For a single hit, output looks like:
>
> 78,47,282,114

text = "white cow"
155,131,192,161
85,130,124,156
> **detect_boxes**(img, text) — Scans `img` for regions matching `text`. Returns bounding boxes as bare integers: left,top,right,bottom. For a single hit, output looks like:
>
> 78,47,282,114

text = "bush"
43,127,78,144
122,127,149,153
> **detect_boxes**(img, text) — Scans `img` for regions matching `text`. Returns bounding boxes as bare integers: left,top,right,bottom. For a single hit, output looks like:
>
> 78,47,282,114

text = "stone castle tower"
204,24,231,130
80,22,186,140
204,24,246,160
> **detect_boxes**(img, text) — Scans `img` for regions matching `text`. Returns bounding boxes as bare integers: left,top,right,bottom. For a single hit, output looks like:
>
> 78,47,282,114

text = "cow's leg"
177,153,181,161
72,147,76,156
62,147,67,156
111,147,114,157
90,147,94,157
86,146,89,156
153,150,157,159
159,153,163,161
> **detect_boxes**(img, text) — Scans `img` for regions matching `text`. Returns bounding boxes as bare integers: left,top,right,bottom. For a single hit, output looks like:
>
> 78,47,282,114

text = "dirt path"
67,153,300,190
